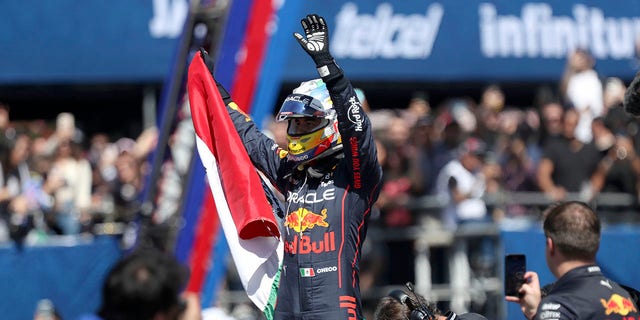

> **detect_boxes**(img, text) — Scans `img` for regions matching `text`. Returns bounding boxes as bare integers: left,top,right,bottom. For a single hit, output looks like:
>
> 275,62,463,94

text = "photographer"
374,284,487,320
505,201,639,319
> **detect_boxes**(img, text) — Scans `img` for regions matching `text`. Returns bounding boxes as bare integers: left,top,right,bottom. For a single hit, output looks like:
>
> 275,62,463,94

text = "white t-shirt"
435,160,487,229
566,69,604,143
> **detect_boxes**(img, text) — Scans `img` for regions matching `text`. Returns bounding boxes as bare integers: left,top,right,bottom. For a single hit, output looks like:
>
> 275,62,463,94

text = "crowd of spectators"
0,104,158,246
0,48,636,249
361,49,640,234
1,50,635,249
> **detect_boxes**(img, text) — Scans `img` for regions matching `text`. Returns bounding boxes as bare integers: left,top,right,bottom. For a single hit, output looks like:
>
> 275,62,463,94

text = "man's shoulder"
535,299,567,320
538,270,596,316
620,284,640,305
541,275,640,319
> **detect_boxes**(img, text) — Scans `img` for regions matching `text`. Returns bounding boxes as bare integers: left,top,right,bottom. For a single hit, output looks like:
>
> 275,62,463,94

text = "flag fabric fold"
187,52,283,317
188,52,279,240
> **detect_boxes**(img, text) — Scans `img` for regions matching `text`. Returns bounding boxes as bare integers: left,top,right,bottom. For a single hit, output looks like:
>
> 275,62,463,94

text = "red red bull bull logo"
601,294,638,316
284,208,329,232
284,231,336,254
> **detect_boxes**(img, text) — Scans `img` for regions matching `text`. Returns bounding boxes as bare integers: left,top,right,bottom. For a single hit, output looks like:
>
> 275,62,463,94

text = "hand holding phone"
505,254,526,297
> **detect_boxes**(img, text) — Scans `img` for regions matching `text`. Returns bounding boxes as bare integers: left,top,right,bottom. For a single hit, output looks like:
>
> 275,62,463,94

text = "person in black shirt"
536,109,602,201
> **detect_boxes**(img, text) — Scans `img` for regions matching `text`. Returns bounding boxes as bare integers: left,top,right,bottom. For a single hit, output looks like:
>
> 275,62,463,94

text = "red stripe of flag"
187,51,279,240
231,0,275,114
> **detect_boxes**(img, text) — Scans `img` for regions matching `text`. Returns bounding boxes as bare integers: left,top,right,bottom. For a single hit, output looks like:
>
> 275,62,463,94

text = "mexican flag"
187,51,283,319
300,268,315,278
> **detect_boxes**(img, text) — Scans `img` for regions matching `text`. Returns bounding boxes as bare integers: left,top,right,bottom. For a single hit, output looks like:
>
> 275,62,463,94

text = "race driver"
202,13,383,319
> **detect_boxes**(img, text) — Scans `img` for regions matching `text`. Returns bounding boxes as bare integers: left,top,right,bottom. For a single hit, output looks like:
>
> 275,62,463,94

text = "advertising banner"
0,0,185,83
2,0,640,83
282,0,640,82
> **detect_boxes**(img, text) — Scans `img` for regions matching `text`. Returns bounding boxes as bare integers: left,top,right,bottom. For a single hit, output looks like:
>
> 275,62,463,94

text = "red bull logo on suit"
601,294,638,316
284,208,335,254
284,231,336,254
284,208,329,232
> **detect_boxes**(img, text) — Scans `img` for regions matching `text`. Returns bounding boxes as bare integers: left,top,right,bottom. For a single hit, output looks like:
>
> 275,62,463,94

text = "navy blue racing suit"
223,72,382,319
536,265,640,320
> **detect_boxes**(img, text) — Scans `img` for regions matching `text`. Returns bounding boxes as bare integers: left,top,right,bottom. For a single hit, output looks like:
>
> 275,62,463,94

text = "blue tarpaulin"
0,236,122,320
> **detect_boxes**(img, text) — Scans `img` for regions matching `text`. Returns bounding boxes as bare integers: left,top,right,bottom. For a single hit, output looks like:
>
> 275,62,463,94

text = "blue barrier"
0,226,637,319
0,236,123,320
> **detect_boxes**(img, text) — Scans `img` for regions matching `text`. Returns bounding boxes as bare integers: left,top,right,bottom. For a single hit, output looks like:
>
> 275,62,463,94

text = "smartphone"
505,254,526,297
